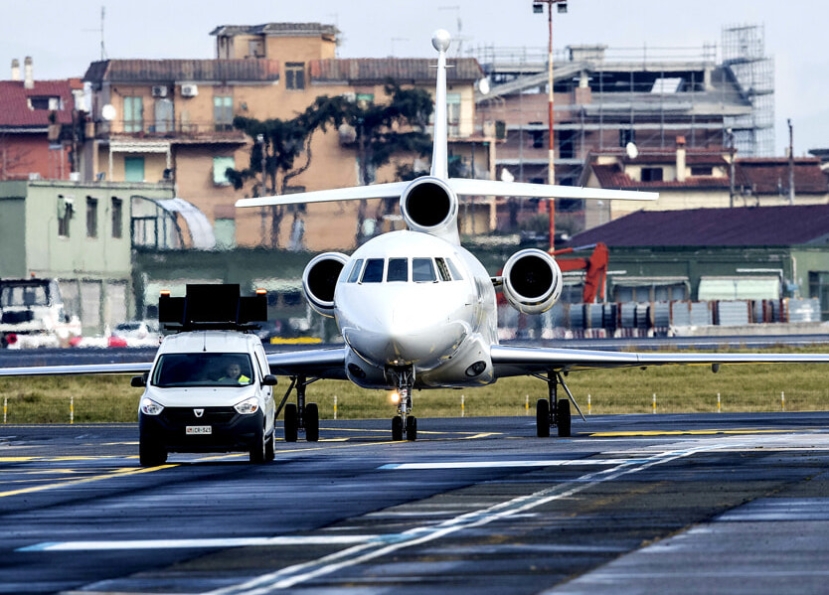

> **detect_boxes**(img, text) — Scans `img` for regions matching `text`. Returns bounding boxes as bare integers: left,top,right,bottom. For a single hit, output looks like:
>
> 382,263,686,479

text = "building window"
124,156,144,182
86,197,98,238
691,166,713,176
111,197,123,239
213,156,235,186
123,96,143,133
214,96,233,131
248,39,265,58
619,129,635,148
531,131,545,149
286,62,305,90
641,167,663,182
214,218,236,250
809,272,829,321
153,98,173,134
57,195,73,237
559,130,576,159
447,93,460,136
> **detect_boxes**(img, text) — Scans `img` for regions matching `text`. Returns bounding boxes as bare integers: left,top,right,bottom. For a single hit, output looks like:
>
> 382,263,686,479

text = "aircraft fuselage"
335,230,497,389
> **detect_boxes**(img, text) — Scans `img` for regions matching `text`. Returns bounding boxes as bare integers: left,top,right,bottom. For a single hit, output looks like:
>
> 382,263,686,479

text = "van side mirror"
131,373,148,388
261,374,278,386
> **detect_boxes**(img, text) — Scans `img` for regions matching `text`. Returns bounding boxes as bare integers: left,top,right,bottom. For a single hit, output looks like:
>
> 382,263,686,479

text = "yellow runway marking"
0,464,177,499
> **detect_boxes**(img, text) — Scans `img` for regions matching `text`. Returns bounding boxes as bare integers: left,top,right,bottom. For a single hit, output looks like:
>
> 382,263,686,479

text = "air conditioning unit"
151,85,168,98
180,84,198,98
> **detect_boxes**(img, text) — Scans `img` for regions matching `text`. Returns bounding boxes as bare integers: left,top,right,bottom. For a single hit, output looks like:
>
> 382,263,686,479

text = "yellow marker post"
587,394,592,415
717,393,722,413
333,396,338,420
652,393,657,414
781,391,786,412
461,394,465,417
3,397,6,424
70,396,74,425
525,395,529,415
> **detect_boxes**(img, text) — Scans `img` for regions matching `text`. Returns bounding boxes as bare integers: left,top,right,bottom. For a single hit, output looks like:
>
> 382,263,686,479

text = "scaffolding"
721,24,775,157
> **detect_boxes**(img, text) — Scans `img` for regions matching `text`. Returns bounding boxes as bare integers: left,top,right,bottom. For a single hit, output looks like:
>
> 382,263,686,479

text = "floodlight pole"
534,0,567,250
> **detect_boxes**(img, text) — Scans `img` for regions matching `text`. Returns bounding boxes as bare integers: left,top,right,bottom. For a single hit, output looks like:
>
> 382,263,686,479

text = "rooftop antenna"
84,6,107,60
438,5,468,56
98,6,107,60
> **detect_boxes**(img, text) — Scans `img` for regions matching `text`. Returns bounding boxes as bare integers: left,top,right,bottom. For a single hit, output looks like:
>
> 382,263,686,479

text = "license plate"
186,426,212,435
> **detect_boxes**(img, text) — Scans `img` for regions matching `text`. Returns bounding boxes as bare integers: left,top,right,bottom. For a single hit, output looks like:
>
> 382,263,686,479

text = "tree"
227,81,434,248
330,82,434,243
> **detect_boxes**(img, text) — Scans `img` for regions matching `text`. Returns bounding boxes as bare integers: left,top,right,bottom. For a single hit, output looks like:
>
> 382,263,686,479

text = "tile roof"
0,79,79,128
83,60,281,84
309,58,483,84
210,23,338,38
568,205,829,248
736,158,828,194
590,163,731,190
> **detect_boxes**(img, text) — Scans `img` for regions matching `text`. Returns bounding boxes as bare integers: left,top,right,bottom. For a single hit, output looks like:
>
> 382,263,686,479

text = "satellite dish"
625,142,639,159
500,167,514,183
101,104,116,122
477,77,491,95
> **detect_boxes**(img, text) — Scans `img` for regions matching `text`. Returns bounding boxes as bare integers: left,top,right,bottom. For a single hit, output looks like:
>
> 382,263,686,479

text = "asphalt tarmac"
2,412,829,594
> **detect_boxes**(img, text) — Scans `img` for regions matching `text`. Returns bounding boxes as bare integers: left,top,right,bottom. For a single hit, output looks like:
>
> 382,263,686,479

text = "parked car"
109,320,161,347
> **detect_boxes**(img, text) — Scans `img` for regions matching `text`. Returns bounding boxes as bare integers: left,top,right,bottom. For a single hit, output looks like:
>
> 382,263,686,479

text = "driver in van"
218,359,251,385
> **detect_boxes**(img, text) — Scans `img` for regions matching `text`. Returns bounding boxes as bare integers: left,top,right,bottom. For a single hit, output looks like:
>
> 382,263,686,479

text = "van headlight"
234,397,260,415
140,398,164,416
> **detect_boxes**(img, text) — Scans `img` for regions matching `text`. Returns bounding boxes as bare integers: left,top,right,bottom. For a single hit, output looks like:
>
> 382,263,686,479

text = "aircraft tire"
536,399,551,438
557,399,572,438
406,416,417,441
284,403,298,442
305,403,320,442
139,438,167,467
392,416,404,441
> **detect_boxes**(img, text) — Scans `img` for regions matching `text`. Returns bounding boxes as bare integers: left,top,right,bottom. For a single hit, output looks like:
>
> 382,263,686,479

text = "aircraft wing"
448,178,658,202
0,362,152,378
236,182,411,209
490,344,829,378
267,348,348,380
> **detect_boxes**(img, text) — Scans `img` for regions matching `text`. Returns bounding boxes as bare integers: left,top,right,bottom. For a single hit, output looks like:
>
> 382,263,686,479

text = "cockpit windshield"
152,353,254,388
346,256,464,284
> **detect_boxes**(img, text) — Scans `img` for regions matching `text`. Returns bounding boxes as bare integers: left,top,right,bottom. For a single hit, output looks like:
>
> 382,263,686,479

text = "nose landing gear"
390,367,417,441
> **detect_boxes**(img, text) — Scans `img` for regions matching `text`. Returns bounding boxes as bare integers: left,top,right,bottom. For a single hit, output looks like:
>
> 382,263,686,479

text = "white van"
133,330,277,466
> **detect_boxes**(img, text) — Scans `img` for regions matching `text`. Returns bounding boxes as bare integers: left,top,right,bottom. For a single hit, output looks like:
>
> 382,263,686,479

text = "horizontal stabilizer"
236,182,411,209
448,178,658,202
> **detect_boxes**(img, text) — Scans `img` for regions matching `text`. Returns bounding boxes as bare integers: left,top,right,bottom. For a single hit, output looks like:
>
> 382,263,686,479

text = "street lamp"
533,0,567,251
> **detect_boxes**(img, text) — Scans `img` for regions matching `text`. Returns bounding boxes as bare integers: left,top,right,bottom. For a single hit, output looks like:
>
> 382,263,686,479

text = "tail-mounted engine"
501,249,563,314
302,252,349,318
400,176,459,242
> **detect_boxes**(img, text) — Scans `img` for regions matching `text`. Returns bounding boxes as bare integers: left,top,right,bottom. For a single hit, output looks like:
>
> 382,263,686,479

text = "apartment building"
80,23,489,251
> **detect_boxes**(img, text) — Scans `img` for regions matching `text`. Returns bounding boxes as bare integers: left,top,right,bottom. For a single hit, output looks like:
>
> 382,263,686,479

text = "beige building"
80,23,492,251
580,139,829,229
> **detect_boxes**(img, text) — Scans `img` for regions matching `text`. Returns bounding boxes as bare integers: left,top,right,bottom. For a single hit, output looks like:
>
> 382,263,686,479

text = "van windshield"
152,353,254,387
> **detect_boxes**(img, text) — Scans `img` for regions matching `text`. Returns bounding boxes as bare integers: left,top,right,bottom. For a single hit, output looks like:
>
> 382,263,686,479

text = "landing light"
465,361,487,377
389,391,401,405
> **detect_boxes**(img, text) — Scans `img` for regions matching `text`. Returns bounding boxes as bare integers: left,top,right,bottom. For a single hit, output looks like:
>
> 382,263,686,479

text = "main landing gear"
536,370,585,438
277,375,320,442
390,367,417,442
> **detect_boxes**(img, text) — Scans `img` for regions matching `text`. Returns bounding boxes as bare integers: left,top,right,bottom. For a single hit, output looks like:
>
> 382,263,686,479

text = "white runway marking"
380,459,644,470
18,535,377,552
200,444,732,595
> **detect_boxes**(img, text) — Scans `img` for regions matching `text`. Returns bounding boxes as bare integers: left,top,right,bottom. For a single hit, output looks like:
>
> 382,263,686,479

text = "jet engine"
400,176,459,241
501,249,563,315
302,252,349,318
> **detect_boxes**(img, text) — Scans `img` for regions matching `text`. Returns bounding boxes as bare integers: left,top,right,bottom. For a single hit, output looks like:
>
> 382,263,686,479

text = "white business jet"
234,30,829,442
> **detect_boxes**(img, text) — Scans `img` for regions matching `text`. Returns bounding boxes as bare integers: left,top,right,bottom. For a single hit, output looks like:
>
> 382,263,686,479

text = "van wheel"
250,426,267,464
139,438,167,467
265,431,275,461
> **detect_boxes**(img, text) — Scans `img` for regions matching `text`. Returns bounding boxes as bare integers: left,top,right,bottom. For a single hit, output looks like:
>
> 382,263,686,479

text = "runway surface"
2,412,829,594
